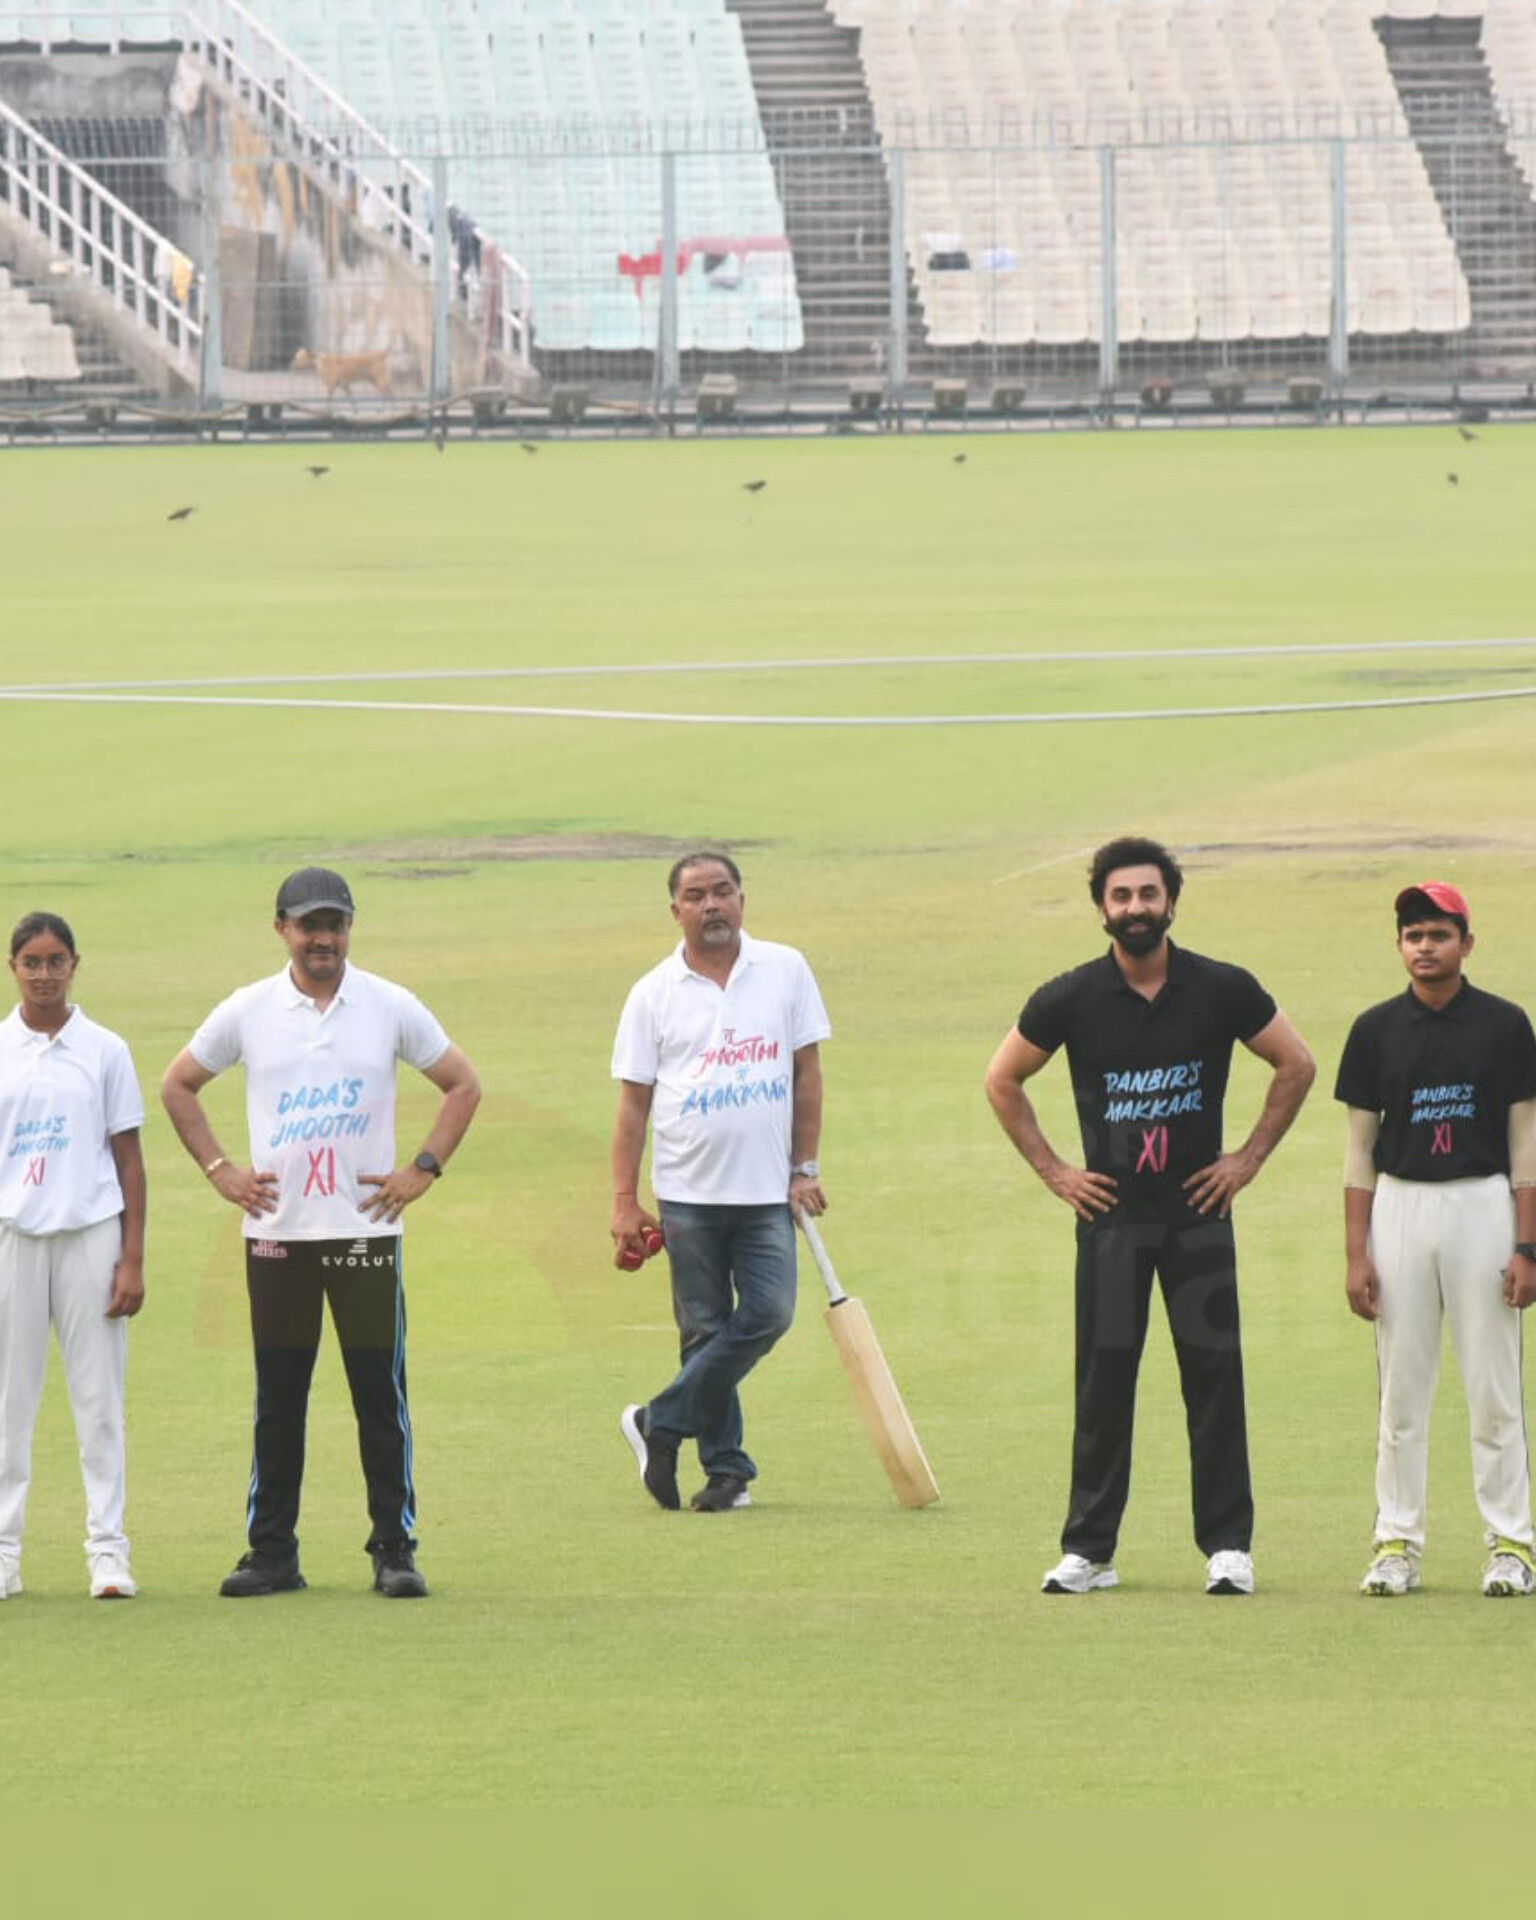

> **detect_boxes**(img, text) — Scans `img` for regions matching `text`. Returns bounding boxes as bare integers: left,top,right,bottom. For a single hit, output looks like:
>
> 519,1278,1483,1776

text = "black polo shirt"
1333,979,1536,1181
1018,941,1277,1209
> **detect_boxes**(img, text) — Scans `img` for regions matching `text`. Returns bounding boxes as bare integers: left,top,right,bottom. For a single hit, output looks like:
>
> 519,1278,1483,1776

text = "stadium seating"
1483,0,1536,193
0,280,81,382
833,0,1469,347
235,0,801,355
7,0,1506,368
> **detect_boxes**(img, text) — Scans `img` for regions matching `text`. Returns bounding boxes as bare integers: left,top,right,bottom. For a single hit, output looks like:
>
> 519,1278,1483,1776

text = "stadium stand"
834,0,1471,350
1386,0,1536,355
230,0,803,357
0,261,81,380
0,79,203,399
4,0,1536,411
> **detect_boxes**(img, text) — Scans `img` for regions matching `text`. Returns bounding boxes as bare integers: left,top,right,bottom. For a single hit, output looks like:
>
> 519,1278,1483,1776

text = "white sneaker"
89,1551,136,1600
1041,1552,1117,1594
1482,1540,1535,1598
0,1556,20,1599
1205,1549,1254,1595
1360,1541,1420,1597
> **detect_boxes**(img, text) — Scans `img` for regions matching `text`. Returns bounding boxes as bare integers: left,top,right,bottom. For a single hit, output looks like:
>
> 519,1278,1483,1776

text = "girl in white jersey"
0,913,146,1601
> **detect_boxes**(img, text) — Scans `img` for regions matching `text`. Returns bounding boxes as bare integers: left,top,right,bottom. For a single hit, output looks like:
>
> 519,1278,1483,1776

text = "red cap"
1394,881,1470,926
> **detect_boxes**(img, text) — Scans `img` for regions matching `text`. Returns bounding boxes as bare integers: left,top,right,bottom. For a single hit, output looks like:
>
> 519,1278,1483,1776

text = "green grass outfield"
2,427,1535,1824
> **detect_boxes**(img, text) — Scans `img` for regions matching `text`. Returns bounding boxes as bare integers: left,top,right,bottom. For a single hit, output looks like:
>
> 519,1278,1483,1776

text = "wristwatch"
1515,1242,1536,1261
414,1151,443,1179
792,1160,820,1179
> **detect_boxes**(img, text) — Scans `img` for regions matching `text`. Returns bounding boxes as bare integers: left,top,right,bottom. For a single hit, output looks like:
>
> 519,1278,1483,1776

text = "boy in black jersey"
1335,881,1536,1599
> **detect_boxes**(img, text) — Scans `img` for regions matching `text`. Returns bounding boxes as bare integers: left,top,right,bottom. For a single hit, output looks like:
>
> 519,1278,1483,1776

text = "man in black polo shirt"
1335,880,1536,1600
985,835,1315,1596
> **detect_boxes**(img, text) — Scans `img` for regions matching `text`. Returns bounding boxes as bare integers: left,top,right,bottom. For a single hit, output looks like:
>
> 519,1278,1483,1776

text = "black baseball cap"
275,867,356,918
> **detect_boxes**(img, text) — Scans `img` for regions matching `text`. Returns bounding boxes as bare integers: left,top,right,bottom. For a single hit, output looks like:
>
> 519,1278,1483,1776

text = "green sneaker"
1360,1540,1420,1596
1482,1538,1535,1598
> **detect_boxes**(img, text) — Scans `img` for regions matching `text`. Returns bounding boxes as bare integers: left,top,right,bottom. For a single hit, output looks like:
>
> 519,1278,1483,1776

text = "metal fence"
4,106,1536,429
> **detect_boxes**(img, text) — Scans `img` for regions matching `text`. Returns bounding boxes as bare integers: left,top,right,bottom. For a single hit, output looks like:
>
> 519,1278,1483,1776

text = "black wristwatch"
413,1151,443,1179
1515,1242,1536,1262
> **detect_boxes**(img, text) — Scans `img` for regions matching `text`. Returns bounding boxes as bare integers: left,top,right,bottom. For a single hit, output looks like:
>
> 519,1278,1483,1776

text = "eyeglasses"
15,955,74,976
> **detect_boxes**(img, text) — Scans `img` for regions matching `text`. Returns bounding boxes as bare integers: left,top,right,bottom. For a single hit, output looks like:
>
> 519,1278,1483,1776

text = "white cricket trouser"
1369,1173,1532,1553
0,1216,129,1565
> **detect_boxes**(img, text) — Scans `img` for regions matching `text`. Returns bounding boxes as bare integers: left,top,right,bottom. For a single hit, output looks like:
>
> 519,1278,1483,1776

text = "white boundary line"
3,633,1536,696
3,685,1536,725
995,844,1100,884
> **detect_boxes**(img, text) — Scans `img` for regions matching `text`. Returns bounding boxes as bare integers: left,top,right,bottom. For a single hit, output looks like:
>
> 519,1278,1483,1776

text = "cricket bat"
797,1213,940,1509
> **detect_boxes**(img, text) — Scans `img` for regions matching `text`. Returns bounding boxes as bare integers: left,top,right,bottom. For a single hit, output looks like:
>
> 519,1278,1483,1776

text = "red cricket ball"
641,1225,665,1257
617,1244,645,1271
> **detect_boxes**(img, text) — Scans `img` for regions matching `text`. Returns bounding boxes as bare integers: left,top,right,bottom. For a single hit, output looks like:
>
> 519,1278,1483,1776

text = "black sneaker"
371,1540,428,1599
219,1550,307,1598
620,1403,681,1510
690,1473,752,1513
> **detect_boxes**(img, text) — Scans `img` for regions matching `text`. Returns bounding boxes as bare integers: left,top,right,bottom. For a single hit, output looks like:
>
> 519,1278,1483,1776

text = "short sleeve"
1503,1006,1536,1104
393,988,451,1072
189,989,248,1075
791,956,832,1050
1018,971,1072,1054
1333,1013,1379,1111
101,1035,146,1136
1221,964,1277,1044
611,977,660,1085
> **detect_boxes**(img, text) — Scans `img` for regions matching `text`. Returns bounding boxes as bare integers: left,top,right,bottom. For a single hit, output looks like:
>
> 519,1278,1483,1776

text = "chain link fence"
4,78,1536,431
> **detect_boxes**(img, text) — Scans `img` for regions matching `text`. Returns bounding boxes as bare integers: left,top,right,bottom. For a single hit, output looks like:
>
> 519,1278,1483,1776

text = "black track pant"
1060,1210,1253,1563
243,1237,415,1559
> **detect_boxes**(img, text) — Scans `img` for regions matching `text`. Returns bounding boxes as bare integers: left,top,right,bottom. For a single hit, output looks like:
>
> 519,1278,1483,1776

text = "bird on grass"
1447,472,1459,486
520,441,539,454
305,464,330,478
743,479,767,493
953,454,967,465
167,506,194,521
1457,424,1478,442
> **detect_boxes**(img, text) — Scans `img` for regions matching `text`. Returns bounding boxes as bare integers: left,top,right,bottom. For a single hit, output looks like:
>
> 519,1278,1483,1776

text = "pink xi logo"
1136,1126,1169,1174
1432,1123,1453,1156
303,1148,336,1197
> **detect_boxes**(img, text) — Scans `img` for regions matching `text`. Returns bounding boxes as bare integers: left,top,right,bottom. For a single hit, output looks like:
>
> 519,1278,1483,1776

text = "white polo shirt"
612,931,831,1205
190,963,450,1241
0,1005,144,1234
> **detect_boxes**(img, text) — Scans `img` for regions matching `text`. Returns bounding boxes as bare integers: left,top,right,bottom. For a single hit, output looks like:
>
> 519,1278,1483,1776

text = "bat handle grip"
795,1211,847,1307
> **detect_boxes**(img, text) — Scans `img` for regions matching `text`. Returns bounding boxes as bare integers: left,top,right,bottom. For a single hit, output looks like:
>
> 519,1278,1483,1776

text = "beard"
1105,910,1172,957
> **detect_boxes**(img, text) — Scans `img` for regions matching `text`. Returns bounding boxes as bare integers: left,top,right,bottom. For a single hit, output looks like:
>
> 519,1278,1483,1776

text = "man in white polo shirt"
162,868,480,1599
611,850,830,1513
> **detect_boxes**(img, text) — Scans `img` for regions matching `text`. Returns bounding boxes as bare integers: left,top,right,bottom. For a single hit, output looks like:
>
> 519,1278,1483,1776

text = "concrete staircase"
0,261,146,400
1376,12,1536,366
726,0,922,380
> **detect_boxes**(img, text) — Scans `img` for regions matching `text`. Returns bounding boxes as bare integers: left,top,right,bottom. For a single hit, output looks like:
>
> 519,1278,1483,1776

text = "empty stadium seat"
221,0,800,355
847,0,1463,350
0,301,80,380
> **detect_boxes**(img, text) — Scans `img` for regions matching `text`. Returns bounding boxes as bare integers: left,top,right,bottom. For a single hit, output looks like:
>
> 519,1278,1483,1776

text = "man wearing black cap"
162,868,481,1599
1336,880,1536,1599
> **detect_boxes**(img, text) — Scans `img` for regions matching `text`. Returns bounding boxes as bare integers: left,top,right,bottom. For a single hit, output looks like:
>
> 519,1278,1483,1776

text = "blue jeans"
647,1202,797,1481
